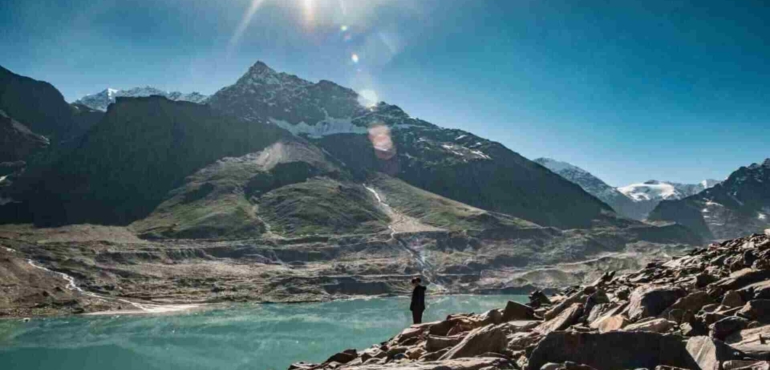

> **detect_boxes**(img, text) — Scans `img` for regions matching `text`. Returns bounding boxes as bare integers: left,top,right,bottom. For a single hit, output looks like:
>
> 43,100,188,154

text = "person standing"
409,277,426,324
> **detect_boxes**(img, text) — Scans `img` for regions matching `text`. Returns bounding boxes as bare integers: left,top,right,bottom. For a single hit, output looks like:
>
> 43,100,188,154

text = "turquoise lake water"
0,295,526,370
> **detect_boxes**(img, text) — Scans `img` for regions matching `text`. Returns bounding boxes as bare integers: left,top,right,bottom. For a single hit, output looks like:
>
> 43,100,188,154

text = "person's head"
411,277,422,286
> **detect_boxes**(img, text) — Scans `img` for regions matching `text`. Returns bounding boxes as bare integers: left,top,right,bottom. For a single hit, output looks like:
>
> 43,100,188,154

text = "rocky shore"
294,231,770,370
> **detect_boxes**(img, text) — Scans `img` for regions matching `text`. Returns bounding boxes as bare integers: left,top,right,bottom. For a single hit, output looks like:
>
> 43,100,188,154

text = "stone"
723,360,770,370
504,320,541,333
544,292,585,320
682,321,708,337
685,336,741,370
725,325,770,360
429,319,460,336
426,335,464,352
397,327,424,343
710,316,751,340
738,300,770,323
540,362,598,370
527,331,699,370
715,269,770,292
439,324,507,360
502,301,535,322
475,309,503,326
622,318,676,333
590,314,629,333
535,303,583,334
406,347,425,360
351,357,513,370
326,349,357,364
586,303,615,324
507,331,544,351
696,273,719,288
626,286,685,321
655,366,690,370
724,291,746,308
665,291,714,314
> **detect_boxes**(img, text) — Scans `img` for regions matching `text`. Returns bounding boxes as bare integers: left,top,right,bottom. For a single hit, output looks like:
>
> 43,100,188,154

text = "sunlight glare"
351,53,359,63
357,89,378,108
228,0,267,53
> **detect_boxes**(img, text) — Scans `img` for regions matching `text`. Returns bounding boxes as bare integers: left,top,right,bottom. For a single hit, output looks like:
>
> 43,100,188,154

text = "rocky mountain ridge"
295,231,770,370
74,87,208,111
535,158,720,221
650,159,770,241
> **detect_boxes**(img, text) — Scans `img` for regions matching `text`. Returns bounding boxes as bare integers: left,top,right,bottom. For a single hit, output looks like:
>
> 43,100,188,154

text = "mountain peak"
75,87,208,111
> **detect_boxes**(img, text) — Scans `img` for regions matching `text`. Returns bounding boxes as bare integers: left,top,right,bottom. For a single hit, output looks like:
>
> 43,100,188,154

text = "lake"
0,295,527,370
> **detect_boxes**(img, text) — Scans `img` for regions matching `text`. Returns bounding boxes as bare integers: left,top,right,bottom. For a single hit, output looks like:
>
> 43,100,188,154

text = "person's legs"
412,309,423,324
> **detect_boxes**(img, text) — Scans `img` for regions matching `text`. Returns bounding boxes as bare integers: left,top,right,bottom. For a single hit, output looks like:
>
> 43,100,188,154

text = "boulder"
590,314,629,333
724,291,746,308
714,270,770,292
723,360,770,370
505,320,541,333
544,292,585,320
686,336,741,370
507,331,544,351
540,362,598,370
535,303,583,334
439,324,507,360
527,331,699,370
665,291,714,314
738,300,770,323
626,286,685,321
622,318,676,333
710,316,751,340
586,303,616,324
406,347,425,360
397,327,425,343
725,325,770,360
475,309,503,326
429,319,460,336
325,349,357,364
502,301,535,322
426,335,464,353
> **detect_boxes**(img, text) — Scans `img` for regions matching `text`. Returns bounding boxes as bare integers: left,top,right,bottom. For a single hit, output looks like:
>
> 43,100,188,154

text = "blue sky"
2,0,769,186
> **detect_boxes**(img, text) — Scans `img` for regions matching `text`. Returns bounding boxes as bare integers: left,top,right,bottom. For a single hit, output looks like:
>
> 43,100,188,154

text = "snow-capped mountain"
205,61,620,229
535,158,721,221
534,158,642,219
618,180,720,202
74,87,207,111
650,159,770,240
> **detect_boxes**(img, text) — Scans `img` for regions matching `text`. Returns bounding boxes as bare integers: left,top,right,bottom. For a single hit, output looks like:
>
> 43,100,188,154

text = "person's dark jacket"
410,285,426,312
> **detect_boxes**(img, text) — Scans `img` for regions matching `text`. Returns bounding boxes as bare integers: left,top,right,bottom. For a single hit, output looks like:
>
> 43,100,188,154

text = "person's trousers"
412,309,423,324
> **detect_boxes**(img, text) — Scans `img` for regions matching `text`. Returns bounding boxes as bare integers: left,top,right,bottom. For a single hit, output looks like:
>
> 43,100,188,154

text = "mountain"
533,158,644,219
74,87,208,111
617,179,720,219
0,110,49,164
10,96,288,226
649,159,770,240
0,66,77,140
208,61,623,229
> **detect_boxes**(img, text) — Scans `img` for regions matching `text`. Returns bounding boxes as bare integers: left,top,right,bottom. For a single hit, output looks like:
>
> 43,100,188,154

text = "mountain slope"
13,96,289,226
534,158,643,219
0,110,49,163
208,61,623,230
0,66,77,140
74,87,208,111
649,159,770,240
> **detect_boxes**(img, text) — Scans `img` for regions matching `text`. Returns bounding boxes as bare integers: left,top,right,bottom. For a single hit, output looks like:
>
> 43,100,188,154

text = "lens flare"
340,25,348,32
351,53,359,63
368,124,396,160
357,89,378,108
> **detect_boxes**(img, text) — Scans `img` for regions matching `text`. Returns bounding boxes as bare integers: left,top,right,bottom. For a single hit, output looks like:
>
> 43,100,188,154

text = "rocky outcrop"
298,232,770,370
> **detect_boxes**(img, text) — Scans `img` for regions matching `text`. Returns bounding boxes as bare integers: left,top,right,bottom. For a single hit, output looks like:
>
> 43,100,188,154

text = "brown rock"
439,324,507,360
723,360,770,370
325,349,357,364
475,309,503,326
590,314,629,333
710,316,751,340
622,318,676,333
685,336,741,370
715,269,770,292
351,357,513,370
405,346,425,360
504,320,541,333
425,335,464,352
535,303,583,334
527,331,699,370
502,301,535,322
586,303,615,324
544,292,586,320
507,331,544,351
626,286,685,321
429,319,460,336
725,325,770,360
540,362,598,370
666,291,714,314
738,300,770,323
724,291,746,308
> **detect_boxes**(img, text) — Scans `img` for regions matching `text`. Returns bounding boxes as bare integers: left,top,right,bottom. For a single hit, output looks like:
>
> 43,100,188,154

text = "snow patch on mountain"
75,87,208,111
618,179,720,202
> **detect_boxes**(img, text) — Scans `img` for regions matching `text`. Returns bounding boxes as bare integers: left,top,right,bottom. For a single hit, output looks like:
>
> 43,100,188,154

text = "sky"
1,0,769,186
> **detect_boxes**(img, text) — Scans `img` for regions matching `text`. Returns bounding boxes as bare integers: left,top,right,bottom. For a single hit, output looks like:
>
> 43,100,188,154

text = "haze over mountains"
535,158,721,221
0,60,767,314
